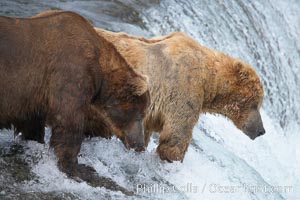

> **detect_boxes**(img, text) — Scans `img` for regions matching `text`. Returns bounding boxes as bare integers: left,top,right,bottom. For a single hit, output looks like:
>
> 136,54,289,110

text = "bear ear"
128,75,149,96
234,61,250,82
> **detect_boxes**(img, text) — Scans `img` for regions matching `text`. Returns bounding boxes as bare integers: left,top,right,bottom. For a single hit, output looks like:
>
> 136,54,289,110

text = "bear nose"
258,128,265,136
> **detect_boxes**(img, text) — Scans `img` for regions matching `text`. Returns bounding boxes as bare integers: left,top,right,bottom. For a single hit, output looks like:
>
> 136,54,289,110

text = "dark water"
0,0,299,199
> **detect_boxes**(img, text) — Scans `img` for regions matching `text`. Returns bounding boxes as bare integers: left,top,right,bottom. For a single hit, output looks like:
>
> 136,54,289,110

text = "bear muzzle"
242,110,266,140
122,119,145,152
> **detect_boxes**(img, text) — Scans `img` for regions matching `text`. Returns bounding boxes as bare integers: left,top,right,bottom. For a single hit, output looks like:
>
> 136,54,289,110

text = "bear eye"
251,103,258,110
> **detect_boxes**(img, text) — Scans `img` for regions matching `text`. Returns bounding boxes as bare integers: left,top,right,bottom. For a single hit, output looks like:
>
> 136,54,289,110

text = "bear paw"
157,143,185,162
68,164,133,195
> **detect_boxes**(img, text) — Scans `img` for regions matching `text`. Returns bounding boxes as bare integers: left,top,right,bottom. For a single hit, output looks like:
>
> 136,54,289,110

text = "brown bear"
0,11,149,194
94,28,265,162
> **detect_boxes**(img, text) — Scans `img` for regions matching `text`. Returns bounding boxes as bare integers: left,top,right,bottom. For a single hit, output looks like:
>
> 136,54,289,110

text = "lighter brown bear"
95,28,265,162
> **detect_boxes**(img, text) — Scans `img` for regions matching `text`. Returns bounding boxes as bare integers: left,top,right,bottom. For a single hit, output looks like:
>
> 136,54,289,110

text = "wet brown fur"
0,10,149,193
95,29,265,162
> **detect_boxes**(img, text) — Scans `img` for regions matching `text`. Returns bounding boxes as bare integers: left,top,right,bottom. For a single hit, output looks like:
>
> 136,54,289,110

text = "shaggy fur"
0,11,149,194
95,28,265,162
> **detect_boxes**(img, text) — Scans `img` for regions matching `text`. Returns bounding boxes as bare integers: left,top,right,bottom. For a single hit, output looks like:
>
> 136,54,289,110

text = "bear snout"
123,134,145,151
257,127,266,137
242,110,266,140
248,128,265,140
122,119,145,151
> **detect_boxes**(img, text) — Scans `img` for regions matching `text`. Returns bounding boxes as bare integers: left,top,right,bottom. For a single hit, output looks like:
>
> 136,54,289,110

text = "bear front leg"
48,74,99,182
157,118,197,162
50,112,85,177
50,110,133,195
47,75,133,195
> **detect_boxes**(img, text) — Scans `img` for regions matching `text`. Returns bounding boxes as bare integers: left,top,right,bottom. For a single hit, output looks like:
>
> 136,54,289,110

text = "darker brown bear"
0,11,149,194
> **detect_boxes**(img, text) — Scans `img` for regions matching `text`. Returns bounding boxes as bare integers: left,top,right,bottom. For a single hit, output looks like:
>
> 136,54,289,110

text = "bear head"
92,69,150,151
213,60,265,140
